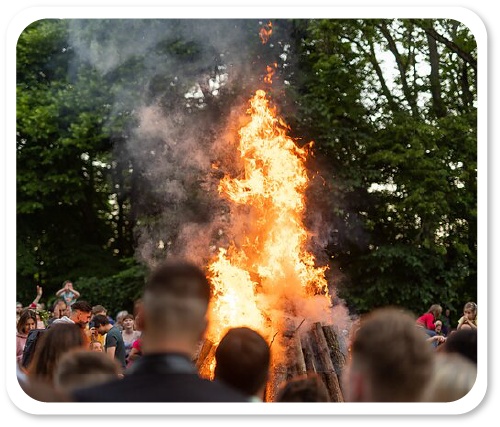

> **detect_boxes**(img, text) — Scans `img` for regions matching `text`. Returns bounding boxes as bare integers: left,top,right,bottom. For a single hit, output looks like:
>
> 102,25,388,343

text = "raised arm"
31,286,43,306
68,282,80,298
55,287,65,297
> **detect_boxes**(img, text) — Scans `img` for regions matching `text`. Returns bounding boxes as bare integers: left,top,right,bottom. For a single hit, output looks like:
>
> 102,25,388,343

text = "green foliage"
74,258,147,316
292,19,477,315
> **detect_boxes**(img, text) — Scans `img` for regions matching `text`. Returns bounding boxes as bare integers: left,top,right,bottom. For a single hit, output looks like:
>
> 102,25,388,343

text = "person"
52,300,92,330
277,374,330,402
16,309,37,363
127,338,142,368
49,299,68,323
54,350,121,394
28,323,86,385
55,281,80,306
345,307,433,402
89,341,104,352
424,353,476,402
93,314,127,371
214,327,270,401
442,329,477,364
457,302,477,331
122,314,141,362
434,320,443,336
115,310,129,331
416,304,442,334
441,308,452,336
16,302,23,322
73,262,246,402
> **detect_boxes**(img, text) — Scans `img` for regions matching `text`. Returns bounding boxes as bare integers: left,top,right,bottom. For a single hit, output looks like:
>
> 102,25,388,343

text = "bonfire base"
194,322,347,402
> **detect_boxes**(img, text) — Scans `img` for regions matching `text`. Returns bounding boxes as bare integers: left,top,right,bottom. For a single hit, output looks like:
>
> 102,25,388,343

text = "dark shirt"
72,353,247,402
105,326,127,369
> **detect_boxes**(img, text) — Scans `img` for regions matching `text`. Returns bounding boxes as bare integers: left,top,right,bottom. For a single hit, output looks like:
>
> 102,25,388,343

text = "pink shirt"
16,333,27,363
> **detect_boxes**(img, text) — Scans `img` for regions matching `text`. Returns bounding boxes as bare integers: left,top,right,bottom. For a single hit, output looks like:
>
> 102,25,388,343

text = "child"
457,302,477,330
89,341,103,352
416,304,443,332
55,281,80,306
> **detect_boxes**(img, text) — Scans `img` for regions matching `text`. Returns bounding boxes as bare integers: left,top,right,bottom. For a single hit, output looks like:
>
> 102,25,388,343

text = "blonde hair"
464,302,477,315
428,304,442,318
424,353,476,402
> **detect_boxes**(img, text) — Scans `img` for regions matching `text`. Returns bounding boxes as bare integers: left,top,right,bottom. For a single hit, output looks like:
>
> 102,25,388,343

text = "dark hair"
146,262,211,304
123,314,134,321
214,327,270,396
17,309,37,334
29,323,86,384
352,307,433,401
71,300,92,313
444,329,477,364
92,305,107,316
277,374,330,402
92,314,110,328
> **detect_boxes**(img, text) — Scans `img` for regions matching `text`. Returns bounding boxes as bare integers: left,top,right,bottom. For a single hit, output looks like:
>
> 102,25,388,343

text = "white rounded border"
5,6,487,415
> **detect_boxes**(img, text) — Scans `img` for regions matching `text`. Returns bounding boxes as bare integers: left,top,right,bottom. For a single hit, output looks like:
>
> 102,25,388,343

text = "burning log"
322,325,347,384
195,338,214,371
292,333,307,376
300,332,317,374
310,322,344,402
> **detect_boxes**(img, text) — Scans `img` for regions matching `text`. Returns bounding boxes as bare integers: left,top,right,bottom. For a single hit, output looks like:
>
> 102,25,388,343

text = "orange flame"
206,90,331,345
264,63,277,84
259,21,273,44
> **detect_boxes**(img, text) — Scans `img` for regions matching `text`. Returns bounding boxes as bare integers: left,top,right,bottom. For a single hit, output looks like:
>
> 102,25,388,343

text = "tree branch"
422,26,477,73
378,22,419,118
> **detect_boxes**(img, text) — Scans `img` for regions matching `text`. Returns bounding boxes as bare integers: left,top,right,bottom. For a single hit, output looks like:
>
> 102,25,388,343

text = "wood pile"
193,321,348,402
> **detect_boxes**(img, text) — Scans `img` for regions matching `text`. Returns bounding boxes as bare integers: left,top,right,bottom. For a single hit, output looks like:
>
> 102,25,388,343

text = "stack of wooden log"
193,321,347,402
265,321,347,402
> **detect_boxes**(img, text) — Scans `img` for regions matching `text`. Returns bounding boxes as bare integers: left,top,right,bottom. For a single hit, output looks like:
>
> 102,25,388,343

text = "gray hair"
424,353,477,402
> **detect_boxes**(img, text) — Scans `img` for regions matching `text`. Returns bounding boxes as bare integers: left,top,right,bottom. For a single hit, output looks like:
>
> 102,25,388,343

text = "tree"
291,19,477,314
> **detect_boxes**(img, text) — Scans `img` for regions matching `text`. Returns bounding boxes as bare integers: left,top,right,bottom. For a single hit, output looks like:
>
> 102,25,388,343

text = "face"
435,323,442,333
16,303,23,314
90,342,103,352
74,310,91,328
445,309,450,317
97,325,108,335
24,318,36,334
464,308,475,320
123,318,134,330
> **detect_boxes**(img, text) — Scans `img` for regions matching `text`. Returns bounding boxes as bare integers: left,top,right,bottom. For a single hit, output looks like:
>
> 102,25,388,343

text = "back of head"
424,353,476,402
350,307,433,402
29,323,86,383
143,262,211,341
444,329,477,364
55,350,120,393
214,327,270,396
277,374,330,402
429,304,442,318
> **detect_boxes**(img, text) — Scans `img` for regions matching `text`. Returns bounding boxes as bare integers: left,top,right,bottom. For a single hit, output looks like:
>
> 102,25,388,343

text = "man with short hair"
345,308,434,402
73,262,246,402
214,327,270,401
93,314,127,371
52,300,92,330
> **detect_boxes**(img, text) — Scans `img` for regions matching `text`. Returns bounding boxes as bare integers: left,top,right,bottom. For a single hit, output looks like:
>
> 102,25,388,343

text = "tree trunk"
426,24,447,118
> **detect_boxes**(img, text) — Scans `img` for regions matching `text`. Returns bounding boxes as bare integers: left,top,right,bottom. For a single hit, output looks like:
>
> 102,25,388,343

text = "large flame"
206,89,331,344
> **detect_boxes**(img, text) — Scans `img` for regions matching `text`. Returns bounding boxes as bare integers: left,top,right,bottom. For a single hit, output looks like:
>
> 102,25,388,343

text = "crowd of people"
15,265,477,403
